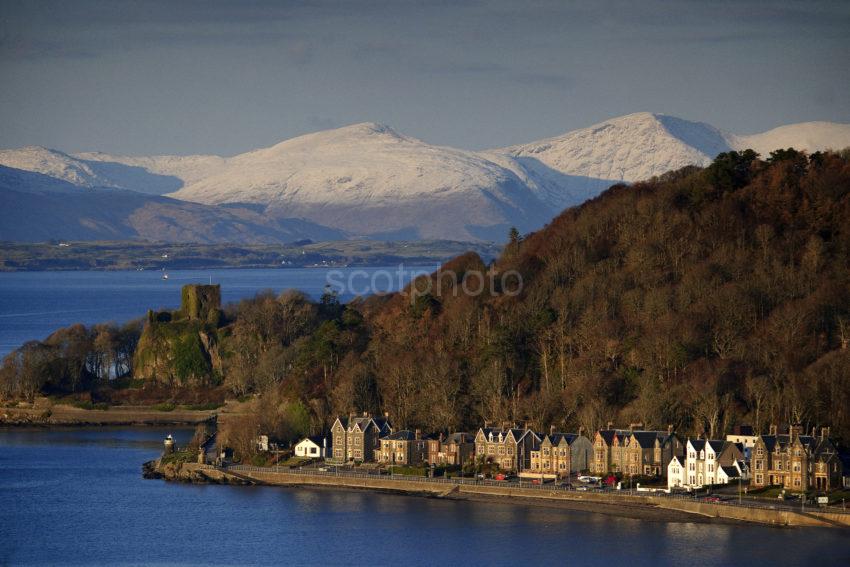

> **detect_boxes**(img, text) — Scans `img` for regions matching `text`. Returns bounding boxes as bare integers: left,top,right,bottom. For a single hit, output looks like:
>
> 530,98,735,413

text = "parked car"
578,475,601,484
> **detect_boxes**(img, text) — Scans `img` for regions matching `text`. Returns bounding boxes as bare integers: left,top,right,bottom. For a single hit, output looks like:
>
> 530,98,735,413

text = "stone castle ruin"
181,284,221,321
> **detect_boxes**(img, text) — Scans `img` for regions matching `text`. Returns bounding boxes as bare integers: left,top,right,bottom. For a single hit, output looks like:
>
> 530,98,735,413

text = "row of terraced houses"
318,413,845,493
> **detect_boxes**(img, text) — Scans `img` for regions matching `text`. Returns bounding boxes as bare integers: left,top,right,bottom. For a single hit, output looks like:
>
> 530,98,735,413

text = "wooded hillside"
3,148,850,445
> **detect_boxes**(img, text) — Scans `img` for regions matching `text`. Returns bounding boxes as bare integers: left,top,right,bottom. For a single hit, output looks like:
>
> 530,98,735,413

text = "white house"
295,435,328,458
717,463,743,485
685,439,720,488
667,455,686,490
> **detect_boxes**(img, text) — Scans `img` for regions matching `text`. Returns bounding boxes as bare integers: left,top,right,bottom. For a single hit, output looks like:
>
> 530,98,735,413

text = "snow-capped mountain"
500,112,850,209
0,146,116,189
727,121,850,157
168,122,553,241
2,112,849,243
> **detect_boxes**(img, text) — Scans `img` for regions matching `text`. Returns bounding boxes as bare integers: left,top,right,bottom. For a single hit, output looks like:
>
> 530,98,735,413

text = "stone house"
591,428,631,474
592,425,682,477
527,431,594,479
329,413,392,463
425,435,442,465
751,425,843,492
623,429,681,477
378,430,427,466
474,427,541,472
427,432,475,466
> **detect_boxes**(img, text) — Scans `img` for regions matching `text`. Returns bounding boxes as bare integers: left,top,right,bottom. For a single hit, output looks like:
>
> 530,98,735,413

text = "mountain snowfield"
1,112,849,242
168,122,552,241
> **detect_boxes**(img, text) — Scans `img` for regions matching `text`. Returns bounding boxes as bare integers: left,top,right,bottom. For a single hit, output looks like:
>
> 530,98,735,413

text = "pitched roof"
301,435,326,446
706,440,726,454
690,439,706,453
720,465,741,478
598,429,631,445
383,430,418,441
631,431,664,449
547,432,578,446
346,415,392,433
445,432,473,444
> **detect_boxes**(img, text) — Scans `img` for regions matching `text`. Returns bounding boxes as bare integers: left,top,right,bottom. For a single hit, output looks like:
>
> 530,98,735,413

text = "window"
543,448,550,456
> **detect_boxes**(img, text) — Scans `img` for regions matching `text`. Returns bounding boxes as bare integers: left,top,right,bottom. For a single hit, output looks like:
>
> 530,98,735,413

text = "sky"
1,0,848,156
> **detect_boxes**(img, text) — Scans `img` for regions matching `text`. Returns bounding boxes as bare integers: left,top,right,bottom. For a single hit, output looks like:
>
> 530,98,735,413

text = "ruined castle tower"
181,284,221,320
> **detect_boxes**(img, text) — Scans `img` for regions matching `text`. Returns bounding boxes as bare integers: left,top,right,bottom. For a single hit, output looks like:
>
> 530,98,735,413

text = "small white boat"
161,268,169,280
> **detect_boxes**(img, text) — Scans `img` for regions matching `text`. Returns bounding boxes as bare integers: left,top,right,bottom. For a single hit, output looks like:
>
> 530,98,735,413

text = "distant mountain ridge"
0,165,344,243
1,112,849,243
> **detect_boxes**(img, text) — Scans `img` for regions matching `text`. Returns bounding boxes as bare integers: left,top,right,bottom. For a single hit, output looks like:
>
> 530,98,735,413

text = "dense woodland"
3,148,850,450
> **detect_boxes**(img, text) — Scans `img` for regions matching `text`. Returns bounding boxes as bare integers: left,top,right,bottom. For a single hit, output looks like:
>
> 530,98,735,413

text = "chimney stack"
578,426,584,437
668,424,674,435
769,424,777,436
789,424,803,439
550,425,556,435
821,426,830,440
606,421,614,430
415,429,421,440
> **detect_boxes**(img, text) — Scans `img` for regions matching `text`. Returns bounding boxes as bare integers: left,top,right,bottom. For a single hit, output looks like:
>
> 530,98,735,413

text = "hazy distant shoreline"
0,239,497,272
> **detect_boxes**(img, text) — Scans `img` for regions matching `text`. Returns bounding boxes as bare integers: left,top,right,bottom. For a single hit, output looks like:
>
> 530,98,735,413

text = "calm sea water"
0,267,436,357
0,428,848,566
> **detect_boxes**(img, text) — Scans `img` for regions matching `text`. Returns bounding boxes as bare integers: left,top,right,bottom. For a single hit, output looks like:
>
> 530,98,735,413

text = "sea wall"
152,464,850,528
